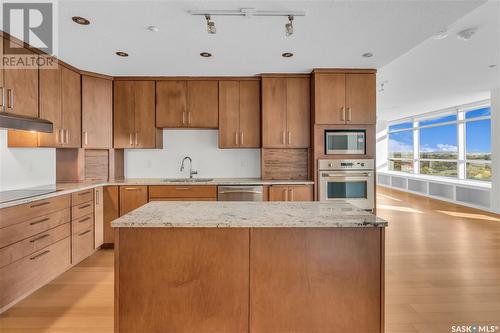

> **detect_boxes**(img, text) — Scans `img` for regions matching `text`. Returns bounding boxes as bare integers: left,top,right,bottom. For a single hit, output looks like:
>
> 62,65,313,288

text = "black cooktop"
0,186,58,204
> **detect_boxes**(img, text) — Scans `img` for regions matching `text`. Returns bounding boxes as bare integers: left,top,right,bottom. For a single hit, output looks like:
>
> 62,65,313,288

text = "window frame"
387,100,491,182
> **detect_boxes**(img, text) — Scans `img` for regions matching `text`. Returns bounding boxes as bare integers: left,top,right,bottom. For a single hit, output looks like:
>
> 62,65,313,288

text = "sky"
389,119,491,154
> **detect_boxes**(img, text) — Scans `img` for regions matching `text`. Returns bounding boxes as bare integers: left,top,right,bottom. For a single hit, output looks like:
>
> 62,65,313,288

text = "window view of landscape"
388,107,492,181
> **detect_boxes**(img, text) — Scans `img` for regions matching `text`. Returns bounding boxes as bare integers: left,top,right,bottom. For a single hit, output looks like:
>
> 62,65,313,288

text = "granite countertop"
112,201,388,228
0,178,314,209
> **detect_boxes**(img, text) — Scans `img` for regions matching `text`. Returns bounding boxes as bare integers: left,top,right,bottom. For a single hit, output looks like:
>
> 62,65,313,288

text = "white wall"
376,120,389,172
125,130,261,179
0,130,56,191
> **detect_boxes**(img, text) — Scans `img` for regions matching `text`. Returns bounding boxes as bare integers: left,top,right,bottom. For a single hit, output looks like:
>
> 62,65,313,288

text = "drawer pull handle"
174,187,190,190
30,201,50,208
78,204,91,209
30,234,50,243
30,250,50,260
30,217,50,225
124,187,139,191
78,217,91,223
78,191,90,196
78,230,92,237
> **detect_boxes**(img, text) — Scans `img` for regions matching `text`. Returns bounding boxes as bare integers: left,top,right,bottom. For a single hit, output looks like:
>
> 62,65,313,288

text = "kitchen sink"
162,178,214,183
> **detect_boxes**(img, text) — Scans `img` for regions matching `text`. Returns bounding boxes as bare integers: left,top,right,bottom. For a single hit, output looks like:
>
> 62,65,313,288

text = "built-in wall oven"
325,130,366,155
318,159,374,211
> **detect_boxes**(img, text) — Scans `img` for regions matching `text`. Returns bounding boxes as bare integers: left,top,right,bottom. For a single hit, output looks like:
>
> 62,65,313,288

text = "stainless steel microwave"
325,130,366,155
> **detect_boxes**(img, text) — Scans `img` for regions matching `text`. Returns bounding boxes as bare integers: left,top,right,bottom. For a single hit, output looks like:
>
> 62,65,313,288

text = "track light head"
285,15,294,37
205,15,216,34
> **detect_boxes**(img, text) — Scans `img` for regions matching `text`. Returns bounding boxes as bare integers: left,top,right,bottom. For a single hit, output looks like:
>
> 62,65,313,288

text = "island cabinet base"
115,227,384,333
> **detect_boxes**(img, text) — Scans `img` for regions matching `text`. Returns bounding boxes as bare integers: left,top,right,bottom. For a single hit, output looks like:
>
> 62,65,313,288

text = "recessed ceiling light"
362,52,373,58
489,64,496,68
72,16,90,25
433,29,448,40
116,51,129,57
200,52,212,58
457,28,477,41
147,25,159,32
282,52,293,58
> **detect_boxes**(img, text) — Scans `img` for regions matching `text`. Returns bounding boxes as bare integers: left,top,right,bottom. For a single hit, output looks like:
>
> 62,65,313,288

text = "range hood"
0,112,53,133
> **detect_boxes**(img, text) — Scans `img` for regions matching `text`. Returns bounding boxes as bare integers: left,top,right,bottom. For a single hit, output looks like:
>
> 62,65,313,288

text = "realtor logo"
2,2,53,54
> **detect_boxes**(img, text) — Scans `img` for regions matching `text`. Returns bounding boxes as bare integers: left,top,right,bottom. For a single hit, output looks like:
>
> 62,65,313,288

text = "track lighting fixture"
205,15,216,34
285,15,294,37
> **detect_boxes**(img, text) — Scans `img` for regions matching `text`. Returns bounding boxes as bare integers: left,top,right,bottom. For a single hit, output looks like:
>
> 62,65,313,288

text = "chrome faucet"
180,156,198,179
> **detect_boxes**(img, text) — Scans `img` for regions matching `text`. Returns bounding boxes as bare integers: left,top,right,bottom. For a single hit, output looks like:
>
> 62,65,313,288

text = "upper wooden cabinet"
1,37,38,118
82,75,113,149
39,64,81,148
313,70,376,125
114,80,162,149
219,80,260,148
262,76,310,148
156,80,218,128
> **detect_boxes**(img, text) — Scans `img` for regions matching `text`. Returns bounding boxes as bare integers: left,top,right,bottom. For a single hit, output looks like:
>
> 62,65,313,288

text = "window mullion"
458,111,466,179
413,120,419,174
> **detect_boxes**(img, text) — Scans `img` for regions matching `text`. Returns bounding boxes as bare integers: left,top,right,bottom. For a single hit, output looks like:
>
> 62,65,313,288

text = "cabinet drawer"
72,226,94,264
71,190,93,206
72,214,94,234
0,223,70,269
0,208,70,249
0,195,70,229
72,202,94,220
149,186,217,199
0,237,71,309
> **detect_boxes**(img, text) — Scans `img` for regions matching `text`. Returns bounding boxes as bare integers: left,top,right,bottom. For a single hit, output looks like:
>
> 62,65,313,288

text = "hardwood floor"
1,186,499,333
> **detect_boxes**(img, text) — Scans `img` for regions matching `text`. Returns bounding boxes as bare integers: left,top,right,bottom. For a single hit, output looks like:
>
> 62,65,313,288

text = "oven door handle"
323,172,372,178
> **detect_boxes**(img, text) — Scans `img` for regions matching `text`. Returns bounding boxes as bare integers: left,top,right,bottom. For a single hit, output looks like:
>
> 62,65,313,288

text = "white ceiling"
55,1,485,76
377,0,500,122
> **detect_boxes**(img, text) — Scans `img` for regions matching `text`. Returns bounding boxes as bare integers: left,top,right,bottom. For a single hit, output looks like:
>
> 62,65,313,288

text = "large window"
388,122,413,173
388,102,492,182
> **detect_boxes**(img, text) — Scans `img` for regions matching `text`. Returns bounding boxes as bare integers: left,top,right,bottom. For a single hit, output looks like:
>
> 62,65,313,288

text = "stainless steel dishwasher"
217,186,264,201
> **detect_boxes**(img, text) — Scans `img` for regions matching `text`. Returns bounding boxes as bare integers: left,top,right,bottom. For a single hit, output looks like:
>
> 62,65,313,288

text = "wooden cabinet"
82,75,113,148
94,187,104,249
103,186,119,244
71,190,95,264
269,184,313,201
262,76,310,148
156,80,218,128
219,80,260,148
1,38,38,118
119,186,148,216
313,71,376,125
114,80,162,149
39,65,81,147
250,228,382,332
149,185,217,201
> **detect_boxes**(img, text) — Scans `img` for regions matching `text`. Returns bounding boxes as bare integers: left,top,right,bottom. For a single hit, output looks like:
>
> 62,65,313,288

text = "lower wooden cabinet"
103,186,119,244
148,185,217,201
72,224,94,265
119,186,148,216
0,237,71,310
94,187,104,249
269,184,313,201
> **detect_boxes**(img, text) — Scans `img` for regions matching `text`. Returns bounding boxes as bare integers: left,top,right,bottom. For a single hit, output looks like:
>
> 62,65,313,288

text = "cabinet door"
61,66,81,148
218,81,240,148
314,73,345,125
3,46,38,118
103,186,119,244
286,78,310,148
119,186,148,216
239,81,261,148
82,75,113,148
346,73,376,125
269,185,289,201
262,78,287,148
38,65,62,147
187,81,218,128
94,187,104,249
114,81,135,148
288,185,313,201
135,81,161,148
156,81,187,128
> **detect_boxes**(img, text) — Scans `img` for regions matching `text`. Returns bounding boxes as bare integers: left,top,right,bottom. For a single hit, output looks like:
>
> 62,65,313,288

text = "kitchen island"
112,201,387,333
